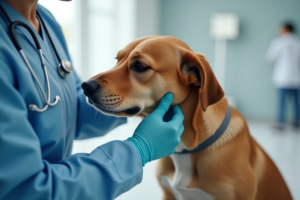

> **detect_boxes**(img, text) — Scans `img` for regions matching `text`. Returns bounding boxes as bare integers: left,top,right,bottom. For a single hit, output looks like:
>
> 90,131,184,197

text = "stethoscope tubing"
36,10,62,64
0,3,61,112
10,21,41,50
17,39,61,112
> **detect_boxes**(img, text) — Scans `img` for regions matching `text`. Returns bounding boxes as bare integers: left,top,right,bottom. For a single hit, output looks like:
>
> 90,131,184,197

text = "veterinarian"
0,0,184,200
266,22,300,130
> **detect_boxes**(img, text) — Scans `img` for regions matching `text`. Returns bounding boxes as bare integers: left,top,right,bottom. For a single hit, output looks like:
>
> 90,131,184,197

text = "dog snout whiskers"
100,92,124,109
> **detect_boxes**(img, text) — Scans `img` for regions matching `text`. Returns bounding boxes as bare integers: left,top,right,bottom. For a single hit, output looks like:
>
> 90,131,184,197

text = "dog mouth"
96,105,140,115
122,106,141,115
88,99,140,115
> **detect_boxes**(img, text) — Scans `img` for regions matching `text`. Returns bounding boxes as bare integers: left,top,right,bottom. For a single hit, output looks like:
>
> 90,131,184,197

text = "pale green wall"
160,0,300,120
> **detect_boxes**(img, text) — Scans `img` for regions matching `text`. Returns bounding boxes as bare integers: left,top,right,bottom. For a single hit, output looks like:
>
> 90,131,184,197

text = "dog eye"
131,62,150,72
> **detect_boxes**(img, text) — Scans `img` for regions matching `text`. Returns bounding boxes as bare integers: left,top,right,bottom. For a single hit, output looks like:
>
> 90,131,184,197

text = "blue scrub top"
0,1,143,200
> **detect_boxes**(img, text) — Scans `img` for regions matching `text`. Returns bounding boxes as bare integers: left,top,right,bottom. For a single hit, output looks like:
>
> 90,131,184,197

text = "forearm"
1,141,143,200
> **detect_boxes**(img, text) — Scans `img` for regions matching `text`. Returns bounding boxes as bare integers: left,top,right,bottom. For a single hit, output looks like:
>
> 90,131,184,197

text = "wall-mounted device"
210,13,239,107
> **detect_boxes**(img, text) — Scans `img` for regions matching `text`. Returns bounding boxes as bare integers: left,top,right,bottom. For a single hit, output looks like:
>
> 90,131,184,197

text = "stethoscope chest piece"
58,60,73,78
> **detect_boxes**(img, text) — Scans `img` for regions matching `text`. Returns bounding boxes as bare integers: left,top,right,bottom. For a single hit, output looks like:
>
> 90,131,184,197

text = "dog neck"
179,85,228,150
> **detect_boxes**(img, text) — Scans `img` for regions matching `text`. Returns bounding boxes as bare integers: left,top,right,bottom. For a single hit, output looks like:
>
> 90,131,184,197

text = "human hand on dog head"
127,93,184,166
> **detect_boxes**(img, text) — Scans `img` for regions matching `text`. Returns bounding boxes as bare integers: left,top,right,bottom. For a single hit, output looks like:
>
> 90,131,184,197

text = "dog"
82,36,292,200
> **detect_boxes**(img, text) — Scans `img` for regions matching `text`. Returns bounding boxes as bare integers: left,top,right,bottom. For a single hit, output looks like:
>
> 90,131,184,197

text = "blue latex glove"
127,93,184,166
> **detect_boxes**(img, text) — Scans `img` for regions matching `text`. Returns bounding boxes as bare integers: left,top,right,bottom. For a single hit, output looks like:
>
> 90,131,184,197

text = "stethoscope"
0,4,73,112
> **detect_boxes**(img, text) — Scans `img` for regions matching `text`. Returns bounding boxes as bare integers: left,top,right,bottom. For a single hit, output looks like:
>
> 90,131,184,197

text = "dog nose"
81,80,100,97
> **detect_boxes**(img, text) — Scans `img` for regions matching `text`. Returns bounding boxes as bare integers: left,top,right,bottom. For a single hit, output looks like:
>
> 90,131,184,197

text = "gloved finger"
151,93,173,118
163,106,174,122
168,105,184,128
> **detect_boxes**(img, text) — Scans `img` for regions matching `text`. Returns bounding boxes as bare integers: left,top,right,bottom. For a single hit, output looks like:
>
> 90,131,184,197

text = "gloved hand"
127,93,184,166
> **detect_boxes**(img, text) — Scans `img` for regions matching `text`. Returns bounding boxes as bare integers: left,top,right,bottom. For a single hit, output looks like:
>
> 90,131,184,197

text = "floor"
72,117,300,200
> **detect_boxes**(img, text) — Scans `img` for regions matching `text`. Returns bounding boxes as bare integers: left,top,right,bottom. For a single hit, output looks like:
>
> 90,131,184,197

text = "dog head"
82,35,224,119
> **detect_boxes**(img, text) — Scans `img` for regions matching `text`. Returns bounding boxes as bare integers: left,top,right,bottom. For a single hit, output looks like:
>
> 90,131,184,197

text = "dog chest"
159,153,214,200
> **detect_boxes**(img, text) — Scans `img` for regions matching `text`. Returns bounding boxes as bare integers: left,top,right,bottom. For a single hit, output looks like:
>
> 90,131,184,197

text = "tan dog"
83,36,292,200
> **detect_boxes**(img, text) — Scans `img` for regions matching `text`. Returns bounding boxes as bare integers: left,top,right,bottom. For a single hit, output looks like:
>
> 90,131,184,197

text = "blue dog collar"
174,105,231,154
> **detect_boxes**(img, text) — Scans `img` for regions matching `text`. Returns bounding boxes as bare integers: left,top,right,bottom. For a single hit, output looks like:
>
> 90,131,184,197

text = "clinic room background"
39,0,300,199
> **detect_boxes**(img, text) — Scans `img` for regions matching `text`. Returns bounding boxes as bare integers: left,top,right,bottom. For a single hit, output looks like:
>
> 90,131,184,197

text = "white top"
266,33,300,88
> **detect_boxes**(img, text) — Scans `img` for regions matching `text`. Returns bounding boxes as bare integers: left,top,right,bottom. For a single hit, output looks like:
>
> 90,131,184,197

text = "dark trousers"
278,88,300,124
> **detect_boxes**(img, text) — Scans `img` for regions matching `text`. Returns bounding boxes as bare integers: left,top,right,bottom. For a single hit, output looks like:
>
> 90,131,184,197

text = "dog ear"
180,50,224,111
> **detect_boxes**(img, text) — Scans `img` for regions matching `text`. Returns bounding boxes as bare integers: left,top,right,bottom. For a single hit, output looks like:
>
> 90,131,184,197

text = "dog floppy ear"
180,50,224,111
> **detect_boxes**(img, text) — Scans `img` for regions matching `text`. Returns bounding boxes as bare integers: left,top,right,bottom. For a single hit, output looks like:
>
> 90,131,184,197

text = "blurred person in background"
266,22,300,130
0,0,184,199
